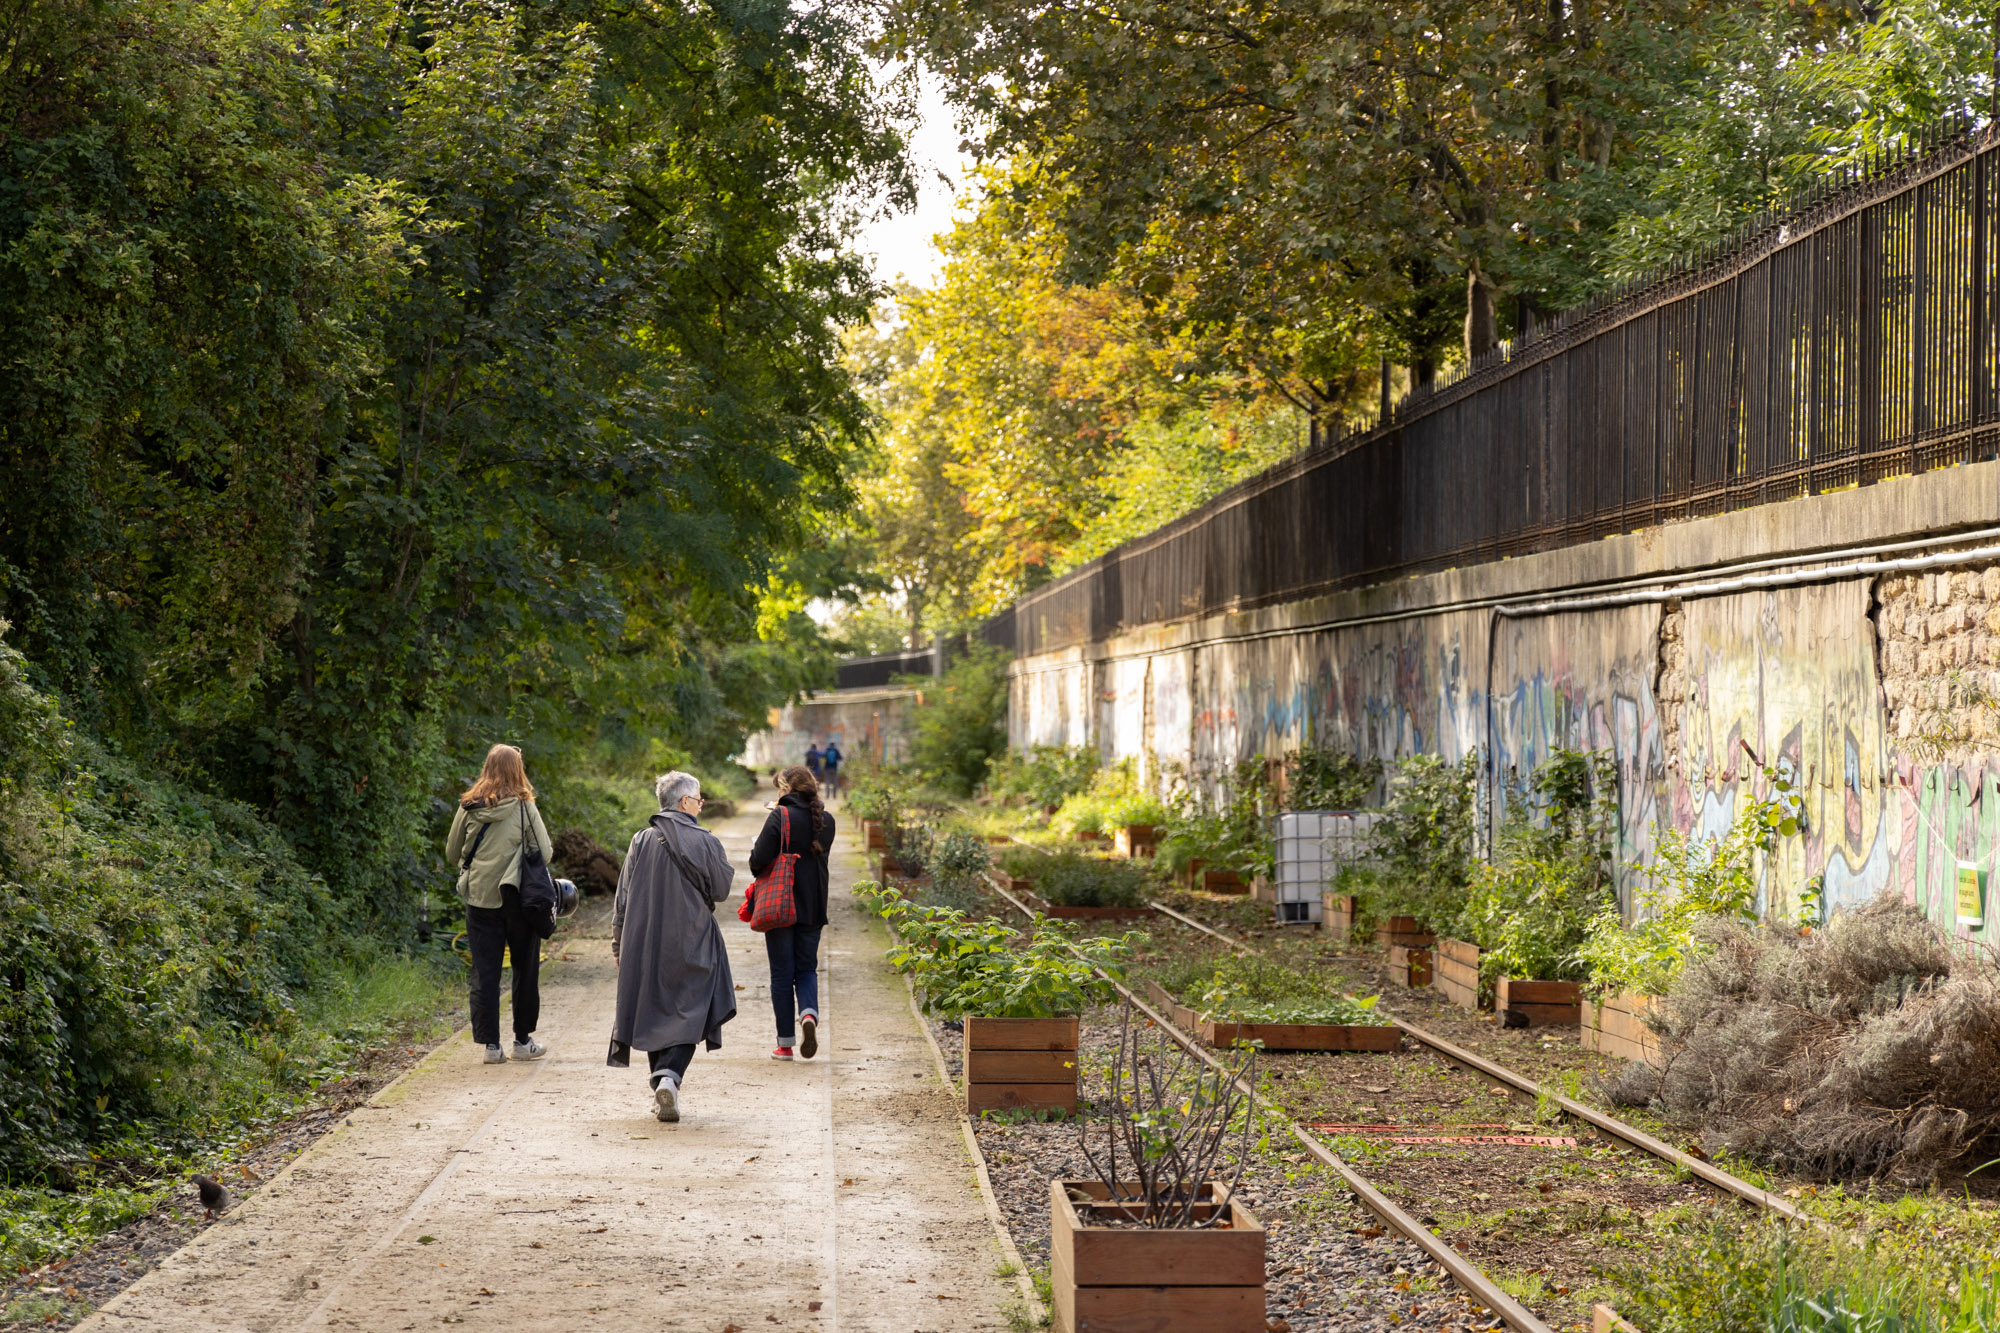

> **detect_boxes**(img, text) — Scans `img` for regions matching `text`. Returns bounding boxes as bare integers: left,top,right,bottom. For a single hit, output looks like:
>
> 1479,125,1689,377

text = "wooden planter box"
877,854,921,879
862,819,890,851
1321,893,1356,944
1250,873,1275,904
1202,870,1249,895
1052,1180,1265,1333
1387,945,1432,988
965,1016,1079,1114
1113,824,1160,858
1144,983,1399,1053
1496,977,1582,1027
1374,916,1435,950
1582,990,1664,1066
1020,889,1154,922
1434,938,1482,1011
985,834,1013,845
1073,829,1109,844
993,870,1037,895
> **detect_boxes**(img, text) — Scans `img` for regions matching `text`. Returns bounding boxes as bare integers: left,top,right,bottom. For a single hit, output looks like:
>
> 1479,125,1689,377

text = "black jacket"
749,793,835,928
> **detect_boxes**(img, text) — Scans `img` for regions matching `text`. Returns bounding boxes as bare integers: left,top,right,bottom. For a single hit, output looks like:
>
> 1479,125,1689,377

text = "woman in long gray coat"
607,771,737,1123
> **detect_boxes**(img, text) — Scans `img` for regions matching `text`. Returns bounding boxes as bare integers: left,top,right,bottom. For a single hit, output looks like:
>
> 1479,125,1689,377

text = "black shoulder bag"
517,804,560,939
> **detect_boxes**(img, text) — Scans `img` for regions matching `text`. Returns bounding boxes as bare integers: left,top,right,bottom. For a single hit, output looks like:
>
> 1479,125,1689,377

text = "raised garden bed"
1581,990,1663,1064
1434,937,1481,1010
1112,824,1159,858
1051,1180,1265,1333
1072,830,1109,844
861,818,890,851
1202,870,1249,895
1496,977,1582,1027
1387,945,1432,988
965,1016,1079,1114
1374,916,1435,950
1020,889,1154,922
1320,893,1356,944
1144,982,1401,1053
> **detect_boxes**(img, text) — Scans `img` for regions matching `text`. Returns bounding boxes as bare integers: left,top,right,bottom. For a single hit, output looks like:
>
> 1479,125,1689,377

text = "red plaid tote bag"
744,805,799,932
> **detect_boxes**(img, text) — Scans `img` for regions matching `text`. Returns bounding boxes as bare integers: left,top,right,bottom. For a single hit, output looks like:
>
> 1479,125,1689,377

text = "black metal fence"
834,647,937,690
999,122,2000,657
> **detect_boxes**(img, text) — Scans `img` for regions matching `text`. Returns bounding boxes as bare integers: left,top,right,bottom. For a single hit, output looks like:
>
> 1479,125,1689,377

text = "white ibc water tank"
1271,811,1379,924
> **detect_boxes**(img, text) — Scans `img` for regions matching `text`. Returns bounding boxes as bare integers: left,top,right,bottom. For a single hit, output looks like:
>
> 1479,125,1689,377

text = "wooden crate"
1073,830,1109,844
965,1016,1079,1114
1321,893,1356,944
1388,945,1432,988
861,819,890,851
1374,916,1436,950
1582,991,1664,1066
1051,1180,1265,1333
1144,983,1399,1052
1496,977,1582,1027
1113,824,1159,858
1434,938,1482,1010
1202,870,1249,895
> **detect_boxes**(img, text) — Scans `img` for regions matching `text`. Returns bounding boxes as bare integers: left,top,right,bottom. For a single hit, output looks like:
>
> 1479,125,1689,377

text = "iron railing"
1000,120,2000,657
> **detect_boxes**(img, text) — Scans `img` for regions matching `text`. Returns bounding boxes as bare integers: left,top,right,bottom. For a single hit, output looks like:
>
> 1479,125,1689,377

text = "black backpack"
516,804,560,940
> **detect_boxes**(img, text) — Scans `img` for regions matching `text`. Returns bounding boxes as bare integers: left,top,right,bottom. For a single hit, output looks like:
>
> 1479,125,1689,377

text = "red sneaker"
771,1047,794,1060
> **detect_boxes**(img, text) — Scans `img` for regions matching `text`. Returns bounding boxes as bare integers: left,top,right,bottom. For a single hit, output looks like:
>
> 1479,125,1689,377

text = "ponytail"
777,765,827,853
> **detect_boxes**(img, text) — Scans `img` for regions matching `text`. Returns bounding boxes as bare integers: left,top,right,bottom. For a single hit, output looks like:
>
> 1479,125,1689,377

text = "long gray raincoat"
607,810,737,1062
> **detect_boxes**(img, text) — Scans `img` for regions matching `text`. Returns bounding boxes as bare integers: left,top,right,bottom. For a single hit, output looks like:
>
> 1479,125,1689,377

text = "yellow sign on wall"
1956,862,1985,928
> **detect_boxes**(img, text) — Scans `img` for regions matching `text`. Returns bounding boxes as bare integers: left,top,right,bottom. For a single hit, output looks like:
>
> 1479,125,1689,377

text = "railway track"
978,878,1805,1332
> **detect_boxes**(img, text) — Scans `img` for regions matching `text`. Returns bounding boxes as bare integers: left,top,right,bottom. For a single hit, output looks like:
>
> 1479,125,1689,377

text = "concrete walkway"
79,811,1015,1333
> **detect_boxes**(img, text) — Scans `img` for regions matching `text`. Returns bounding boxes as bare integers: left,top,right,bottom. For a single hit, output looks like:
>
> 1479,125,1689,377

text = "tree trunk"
1464,268,1497,360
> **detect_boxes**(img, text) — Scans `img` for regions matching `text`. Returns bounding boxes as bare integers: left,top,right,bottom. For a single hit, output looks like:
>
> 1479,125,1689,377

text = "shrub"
1452,749,1616,985
1156,758,1275,879
1053,758,1139,836
919,830,992,911
1284,744,1381,811
983,744,1097,809
905,645,1010,797
861,885,1136,1018
1033,851,1149,908
1576,767,1799,996
1364,753,1478,928
1106,789,1171,828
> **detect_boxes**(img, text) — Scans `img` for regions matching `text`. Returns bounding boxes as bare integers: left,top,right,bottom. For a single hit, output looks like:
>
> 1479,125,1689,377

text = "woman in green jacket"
445,744,556,1064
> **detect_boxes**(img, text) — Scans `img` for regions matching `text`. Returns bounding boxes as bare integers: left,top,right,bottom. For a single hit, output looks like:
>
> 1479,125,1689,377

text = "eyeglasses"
682,794,705,806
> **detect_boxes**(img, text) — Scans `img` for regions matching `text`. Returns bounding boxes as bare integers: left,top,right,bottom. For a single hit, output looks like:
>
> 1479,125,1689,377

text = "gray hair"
655,770,701,810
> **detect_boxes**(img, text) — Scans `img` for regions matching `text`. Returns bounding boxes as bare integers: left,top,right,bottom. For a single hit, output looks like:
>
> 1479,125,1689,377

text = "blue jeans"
765,924,823,1044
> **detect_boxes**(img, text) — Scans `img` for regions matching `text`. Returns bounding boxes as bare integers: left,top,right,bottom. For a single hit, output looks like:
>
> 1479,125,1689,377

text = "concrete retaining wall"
739,686,919,775
1009,460,2000,942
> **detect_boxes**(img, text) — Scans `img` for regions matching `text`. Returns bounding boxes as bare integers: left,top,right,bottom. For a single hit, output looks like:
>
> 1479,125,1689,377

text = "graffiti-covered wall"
1007,460,2000,940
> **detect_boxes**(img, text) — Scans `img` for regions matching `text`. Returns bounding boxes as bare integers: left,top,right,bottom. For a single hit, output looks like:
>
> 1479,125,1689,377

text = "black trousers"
467,886,540,1047
649,1044,696,1087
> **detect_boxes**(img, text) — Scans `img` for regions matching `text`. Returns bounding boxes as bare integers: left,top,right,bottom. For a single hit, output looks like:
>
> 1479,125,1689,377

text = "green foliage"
1577,767,1800,995
1364,755,1480,929
1156,953,1388,1027
1053,758,1139,836
1613,1222,2000,1333
1285,745,1382,812
906,645,1012,797
921,829,993,911
983,744,1098,809
1454,750,1617,985
1026,851,1149,909
1156,759,1276,879
861,883,1136,1018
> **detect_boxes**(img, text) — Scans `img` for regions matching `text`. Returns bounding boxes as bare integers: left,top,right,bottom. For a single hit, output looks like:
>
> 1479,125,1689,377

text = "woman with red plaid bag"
748,766,836,1060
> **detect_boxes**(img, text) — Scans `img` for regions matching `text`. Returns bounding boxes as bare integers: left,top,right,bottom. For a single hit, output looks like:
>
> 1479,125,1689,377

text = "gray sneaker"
510,1037,547,1061
483,1044,507,1064
653,1080,681,1123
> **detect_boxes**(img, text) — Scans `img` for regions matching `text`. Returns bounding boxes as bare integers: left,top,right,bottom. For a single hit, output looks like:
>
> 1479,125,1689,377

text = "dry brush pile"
1612,894,2000,1184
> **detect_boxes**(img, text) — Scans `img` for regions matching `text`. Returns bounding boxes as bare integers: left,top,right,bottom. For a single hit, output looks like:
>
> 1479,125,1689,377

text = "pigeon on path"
194,1175,231,1220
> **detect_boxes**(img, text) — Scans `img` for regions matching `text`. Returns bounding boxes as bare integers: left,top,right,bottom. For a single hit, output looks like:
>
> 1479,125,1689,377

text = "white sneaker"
654,1080,681,1123
483,1044,507,1064
511,1037,547,1061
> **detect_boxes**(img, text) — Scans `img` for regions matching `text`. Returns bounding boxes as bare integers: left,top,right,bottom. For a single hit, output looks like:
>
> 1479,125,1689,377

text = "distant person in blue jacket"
804,741,823,782
820,740,843,799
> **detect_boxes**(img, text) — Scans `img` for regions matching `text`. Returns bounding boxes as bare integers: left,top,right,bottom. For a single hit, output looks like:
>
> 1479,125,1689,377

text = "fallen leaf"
1364,1085,1390,1094
1267,1320,1294,1332
1356,1227,1384,1238
479,1289,494,1296
585,1227,607,1234
808,1302,823,1312
744,1155,760,1163
416,1236,436,1245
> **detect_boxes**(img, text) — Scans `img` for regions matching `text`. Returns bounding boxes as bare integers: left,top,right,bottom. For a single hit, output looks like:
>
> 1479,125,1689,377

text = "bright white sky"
855,63,976,290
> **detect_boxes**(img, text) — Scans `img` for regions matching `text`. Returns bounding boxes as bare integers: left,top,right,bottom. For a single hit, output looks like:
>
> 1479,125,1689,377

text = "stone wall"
1007,459,2000,942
